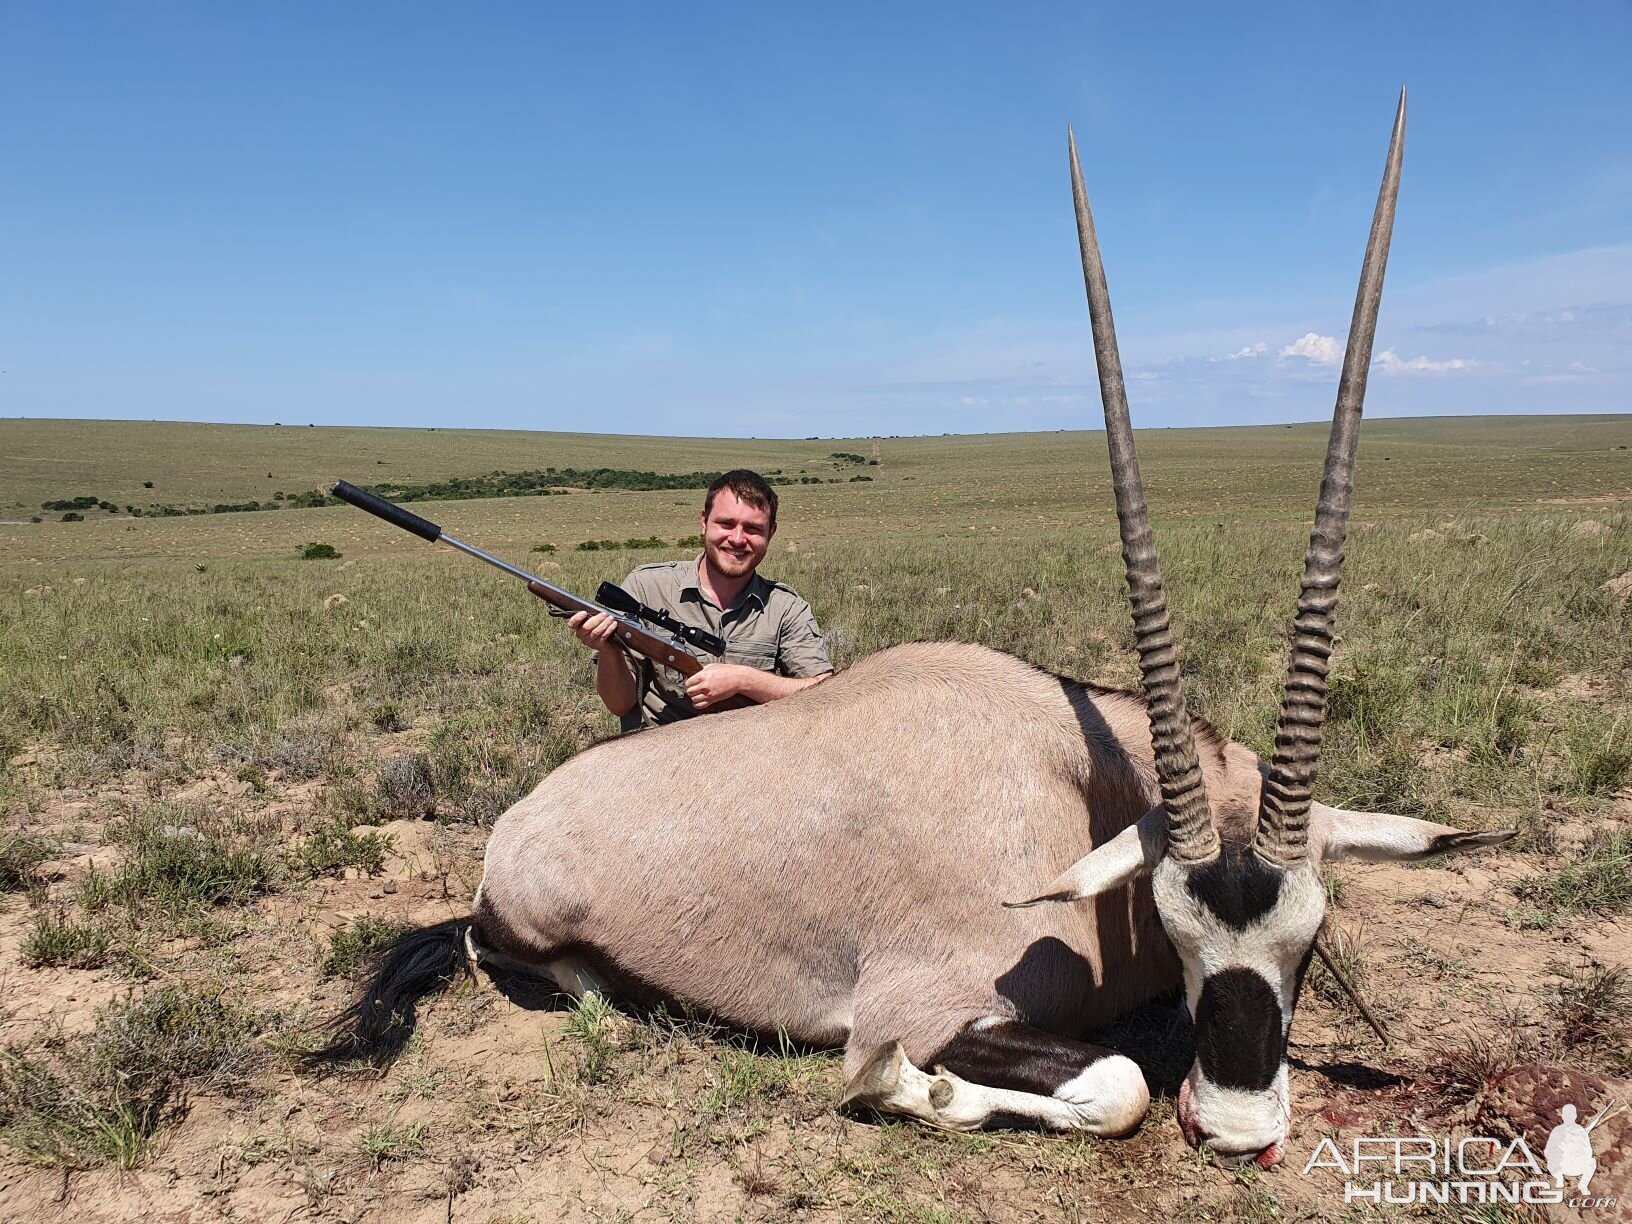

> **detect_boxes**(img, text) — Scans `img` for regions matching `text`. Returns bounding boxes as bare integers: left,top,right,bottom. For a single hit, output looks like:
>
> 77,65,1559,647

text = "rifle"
330,481,747,698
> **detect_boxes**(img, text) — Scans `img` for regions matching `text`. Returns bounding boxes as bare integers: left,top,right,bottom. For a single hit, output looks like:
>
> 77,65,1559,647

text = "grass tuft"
1514,828,1632,924
562,994,619,1085
0,832,55,893
0,984,264,1168
21,909,113,969
321,916,410,979
77,805,277,921
1551,963,1631,1073
293,821,391,878
357,1119,428,1169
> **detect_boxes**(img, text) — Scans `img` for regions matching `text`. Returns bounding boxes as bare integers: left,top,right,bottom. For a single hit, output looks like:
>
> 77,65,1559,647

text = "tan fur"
477,641,1273,1075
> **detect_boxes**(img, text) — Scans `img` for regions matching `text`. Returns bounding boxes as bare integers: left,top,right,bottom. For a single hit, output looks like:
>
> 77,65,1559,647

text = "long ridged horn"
1256,90,1407,868
1069,128,1217,864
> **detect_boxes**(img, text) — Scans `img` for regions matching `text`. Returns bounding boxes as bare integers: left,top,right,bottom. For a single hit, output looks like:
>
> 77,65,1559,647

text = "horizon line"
2,409,1628,444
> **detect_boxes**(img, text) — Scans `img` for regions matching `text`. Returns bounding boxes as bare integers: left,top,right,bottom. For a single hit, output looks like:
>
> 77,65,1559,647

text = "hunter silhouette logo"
1545,1101,1625,1195
1304,1099,1625,1207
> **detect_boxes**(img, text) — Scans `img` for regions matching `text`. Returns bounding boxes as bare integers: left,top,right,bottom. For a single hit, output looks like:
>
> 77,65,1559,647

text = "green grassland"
1,414,1629,1218
3,412,1629,859
4,414,1630,543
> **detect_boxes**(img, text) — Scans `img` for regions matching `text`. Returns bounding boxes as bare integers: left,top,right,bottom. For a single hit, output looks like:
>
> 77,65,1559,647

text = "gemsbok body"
318,91,1514,1168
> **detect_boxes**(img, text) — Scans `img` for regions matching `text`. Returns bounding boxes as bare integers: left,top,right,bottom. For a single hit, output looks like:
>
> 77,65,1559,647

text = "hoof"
840,1041,905,1109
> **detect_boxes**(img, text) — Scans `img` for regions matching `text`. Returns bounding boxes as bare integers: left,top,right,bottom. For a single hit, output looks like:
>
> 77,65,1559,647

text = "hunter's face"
701,489,773,581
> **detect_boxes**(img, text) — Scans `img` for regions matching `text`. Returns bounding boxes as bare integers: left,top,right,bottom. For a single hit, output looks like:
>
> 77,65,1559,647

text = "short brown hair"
703,469,777,529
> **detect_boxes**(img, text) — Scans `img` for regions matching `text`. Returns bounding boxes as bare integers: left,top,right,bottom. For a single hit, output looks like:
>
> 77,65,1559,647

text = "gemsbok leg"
841,1020,1149,1137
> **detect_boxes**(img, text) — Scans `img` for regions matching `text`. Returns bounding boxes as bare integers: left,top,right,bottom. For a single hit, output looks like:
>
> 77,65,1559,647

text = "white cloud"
1278,333,1342,364
1373,349,1476,375
1217,342,1267,361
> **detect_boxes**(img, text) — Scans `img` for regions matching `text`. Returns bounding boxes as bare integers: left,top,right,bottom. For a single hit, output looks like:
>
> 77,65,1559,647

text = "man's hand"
568,610,619,651
571,611,638,718
684,662,760,710
685,664,832,709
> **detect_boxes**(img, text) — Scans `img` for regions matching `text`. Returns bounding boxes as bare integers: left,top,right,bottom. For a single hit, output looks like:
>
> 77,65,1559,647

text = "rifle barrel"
439,534,558,589
330,479,653,640
328,479,749,693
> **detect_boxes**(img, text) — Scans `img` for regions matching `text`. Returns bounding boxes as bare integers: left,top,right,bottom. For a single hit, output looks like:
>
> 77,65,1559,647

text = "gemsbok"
317,89,1515,1167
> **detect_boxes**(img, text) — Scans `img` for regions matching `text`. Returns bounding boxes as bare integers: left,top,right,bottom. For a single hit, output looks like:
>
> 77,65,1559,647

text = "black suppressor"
596,582,727,657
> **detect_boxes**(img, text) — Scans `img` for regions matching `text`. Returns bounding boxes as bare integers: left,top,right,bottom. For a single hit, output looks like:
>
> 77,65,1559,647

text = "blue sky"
2,2,1627,436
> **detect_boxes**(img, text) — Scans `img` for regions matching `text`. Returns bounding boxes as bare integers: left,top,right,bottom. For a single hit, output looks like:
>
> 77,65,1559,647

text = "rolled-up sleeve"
777,598,832,677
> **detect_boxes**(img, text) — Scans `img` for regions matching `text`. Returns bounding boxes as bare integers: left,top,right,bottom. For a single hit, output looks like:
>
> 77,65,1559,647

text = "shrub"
530,543,557,553
368,701,405,733
374,753,434,819
60,512,83,523
298,542,340,560
254,717,342,779
292,821,391,878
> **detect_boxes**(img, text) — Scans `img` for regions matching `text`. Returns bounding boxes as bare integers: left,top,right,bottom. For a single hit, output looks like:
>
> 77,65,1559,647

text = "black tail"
306,917,474,1067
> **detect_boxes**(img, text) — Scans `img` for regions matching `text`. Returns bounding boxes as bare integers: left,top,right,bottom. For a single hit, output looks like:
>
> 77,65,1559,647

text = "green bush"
292,821,391,878
298,542,341,560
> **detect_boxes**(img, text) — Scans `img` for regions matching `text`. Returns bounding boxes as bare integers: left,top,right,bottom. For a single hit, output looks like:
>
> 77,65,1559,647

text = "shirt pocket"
722,639,778,673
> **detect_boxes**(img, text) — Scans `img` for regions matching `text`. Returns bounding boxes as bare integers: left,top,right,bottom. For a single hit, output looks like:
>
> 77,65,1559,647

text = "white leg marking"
1052,1054,1150,1136
464,926,538,973
846,1044,1148,1136
546,957,611,1002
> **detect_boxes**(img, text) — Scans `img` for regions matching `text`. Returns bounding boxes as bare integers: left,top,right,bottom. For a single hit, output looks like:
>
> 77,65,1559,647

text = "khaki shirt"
616,556,831,731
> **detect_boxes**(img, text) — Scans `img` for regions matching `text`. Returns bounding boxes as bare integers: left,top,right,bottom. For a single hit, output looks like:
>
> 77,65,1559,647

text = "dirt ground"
2,755,1626,1223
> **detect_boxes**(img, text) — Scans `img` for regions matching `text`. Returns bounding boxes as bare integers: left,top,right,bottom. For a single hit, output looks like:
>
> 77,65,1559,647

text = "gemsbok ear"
1004,809,1167,908
1313,803,1517,863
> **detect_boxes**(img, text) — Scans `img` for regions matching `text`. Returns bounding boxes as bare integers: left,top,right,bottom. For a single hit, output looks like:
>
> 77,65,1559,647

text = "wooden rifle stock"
523,581,703,677
526,581,754,712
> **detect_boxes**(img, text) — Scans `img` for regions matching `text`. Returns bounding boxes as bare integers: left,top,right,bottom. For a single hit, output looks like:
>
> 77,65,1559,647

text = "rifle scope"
596,583,727,657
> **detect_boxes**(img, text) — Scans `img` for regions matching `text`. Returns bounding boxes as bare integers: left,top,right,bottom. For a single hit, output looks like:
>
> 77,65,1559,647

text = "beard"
705,540,759,578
